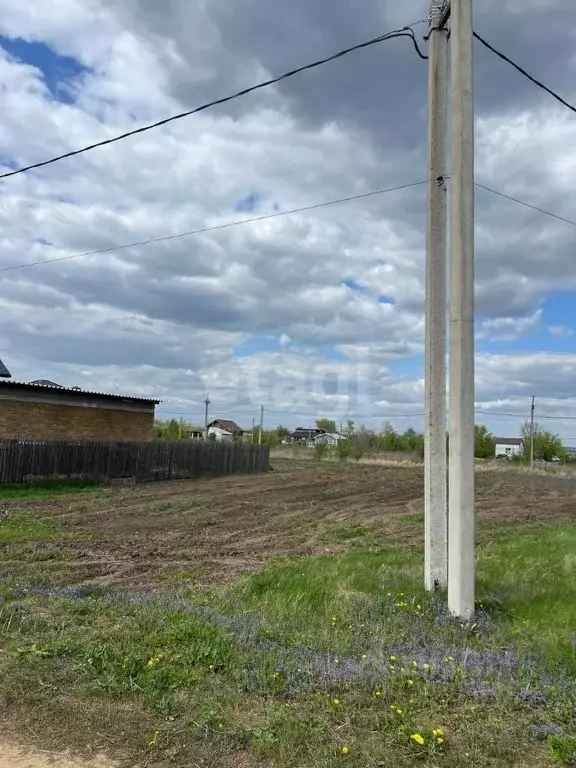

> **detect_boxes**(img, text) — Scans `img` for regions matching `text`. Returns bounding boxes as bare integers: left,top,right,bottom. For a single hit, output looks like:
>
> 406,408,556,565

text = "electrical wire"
0,178,432,273
474,182,576,228
476,410,576,422
473,31,576,116
0,25,427,181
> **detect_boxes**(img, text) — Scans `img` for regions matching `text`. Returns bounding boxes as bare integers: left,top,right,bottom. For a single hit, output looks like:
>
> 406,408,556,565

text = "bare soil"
3,459,575,590
0,744,116,768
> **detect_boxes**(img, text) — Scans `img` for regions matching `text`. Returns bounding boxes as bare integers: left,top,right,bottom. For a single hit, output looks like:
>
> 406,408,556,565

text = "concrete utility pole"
251,417,255,444
530,395,535,469
258,405,264,444
204,393,210,440
424,0,449,592
448,0,476,620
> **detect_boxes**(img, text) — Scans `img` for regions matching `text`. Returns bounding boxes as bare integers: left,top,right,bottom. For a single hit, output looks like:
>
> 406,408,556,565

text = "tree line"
154,417,570,463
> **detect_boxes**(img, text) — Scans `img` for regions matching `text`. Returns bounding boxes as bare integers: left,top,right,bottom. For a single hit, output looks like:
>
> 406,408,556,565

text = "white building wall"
494,442,522,457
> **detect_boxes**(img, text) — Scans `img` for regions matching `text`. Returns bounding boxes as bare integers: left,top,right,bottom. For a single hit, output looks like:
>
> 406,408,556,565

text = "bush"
314,442,329,462
336,441,350,461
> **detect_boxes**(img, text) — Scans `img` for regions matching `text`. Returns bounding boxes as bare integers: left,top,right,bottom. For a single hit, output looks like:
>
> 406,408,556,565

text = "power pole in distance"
251,417,255,444
424,0,449,592
530,395,535,469
448,0,476,620
259,405,264,444
204,393,211,440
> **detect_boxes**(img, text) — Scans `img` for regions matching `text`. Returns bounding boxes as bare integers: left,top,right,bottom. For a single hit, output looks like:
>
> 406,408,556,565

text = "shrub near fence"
0,438,269,484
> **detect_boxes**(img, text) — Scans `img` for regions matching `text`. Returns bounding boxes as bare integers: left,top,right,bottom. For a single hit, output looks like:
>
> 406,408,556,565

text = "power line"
476,410,576,421
473,31,576,117
0,178,432,273
475,182,576,228
0,25,427,182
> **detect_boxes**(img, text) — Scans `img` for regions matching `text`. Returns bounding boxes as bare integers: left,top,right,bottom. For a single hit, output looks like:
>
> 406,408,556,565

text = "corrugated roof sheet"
0,357,11,378
0,380,160,404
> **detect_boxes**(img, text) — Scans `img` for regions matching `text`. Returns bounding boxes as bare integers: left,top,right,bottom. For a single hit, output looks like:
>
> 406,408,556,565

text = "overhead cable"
0,178,431,273
473,31,576,116
0,25,427,181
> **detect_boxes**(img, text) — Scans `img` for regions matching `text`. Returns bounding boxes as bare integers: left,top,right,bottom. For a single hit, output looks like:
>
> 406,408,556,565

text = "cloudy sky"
0,0,575,441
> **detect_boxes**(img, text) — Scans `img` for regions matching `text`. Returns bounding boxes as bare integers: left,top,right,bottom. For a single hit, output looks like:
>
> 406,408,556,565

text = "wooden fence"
0,438,269,484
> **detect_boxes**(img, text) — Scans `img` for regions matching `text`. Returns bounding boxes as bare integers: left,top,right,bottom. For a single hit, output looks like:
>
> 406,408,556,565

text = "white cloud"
0,0,575,432
548,325,574,338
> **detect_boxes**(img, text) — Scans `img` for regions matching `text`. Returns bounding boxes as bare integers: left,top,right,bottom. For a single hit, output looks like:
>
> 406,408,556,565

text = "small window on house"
505,447,511,454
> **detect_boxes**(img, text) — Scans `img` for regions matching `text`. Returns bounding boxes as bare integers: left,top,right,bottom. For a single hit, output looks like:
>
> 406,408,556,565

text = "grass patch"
0,512,61,544
399,513,424,525
0,479,100,500
0,525,574,766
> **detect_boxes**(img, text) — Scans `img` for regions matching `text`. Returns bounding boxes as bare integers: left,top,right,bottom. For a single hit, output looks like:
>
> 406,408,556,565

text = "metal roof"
0,380,160,404
0,357,11,378
494,437,523,445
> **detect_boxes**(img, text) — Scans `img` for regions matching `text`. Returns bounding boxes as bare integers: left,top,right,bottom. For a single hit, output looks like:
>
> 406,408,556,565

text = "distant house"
494,437,523,459
207,419,247,440
183,426,205,440
0,380,159,442
208,426,234,442
287,427,325,444
312,432,347,448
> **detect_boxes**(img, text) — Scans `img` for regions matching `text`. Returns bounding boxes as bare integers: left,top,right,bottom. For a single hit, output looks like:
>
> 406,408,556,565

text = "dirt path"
0,745,116,768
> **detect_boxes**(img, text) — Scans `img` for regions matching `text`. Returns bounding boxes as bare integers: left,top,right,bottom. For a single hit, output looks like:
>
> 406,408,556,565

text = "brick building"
0,381,159,442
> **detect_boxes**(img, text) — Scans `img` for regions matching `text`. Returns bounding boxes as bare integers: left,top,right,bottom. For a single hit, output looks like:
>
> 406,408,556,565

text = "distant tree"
474,424,496,459
277,425,290,440
521,421,565,462
316,418,337,434
379,423,402,452
314,442,329,461
344,420,355,438
349,425,377,460
336,440,351,461
154,419,183,439
401,428,425,458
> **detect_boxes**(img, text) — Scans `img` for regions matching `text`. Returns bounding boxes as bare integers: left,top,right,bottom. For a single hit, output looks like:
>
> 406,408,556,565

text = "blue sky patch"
0,36,87,104
235,192,260,213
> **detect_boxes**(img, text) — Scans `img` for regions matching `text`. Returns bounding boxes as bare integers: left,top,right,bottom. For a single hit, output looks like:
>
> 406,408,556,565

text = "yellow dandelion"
437,737,444,744
445,656,455,663
410,734,425,746
341,746,349,755
361,654,367,660
412,661,418,668
333,699,340,706
390,655,397,662
374,690,382,697
407,679,414,686
146,659,155,668
335,658,340,665
433,728,444,737
423,663,431,671
218,723,224,730
416,604,422,610
396,708,403,715
209,664,214,670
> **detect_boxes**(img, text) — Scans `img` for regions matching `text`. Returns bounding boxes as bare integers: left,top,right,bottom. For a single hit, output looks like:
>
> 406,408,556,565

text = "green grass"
0,512,61,544
0,479,100,500
0,525,574,767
